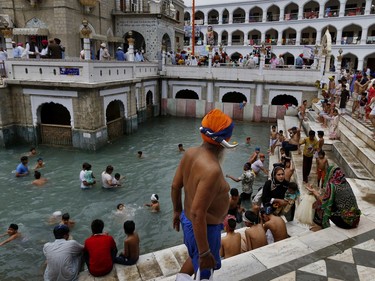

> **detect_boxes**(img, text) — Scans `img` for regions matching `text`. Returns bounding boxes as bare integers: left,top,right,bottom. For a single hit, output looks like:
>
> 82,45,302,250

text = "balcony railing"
208,19,219,24
303,11,319,19
282,38,296,45
367,36,375,44
301,38,316,45
232,39,244,45
284,13,298,21
249,39,262,45
341,36,360,44
249,15,262,22
233,16,245,23
222,18,229,24
324,9,339,17
266,14,280,21
265,38,277,45
345,7,364,16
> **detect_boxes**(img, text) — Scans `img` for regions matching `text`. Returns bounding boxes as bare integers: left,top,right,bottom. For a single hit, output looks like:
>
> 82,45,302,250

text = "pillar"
262,12,267,22
162,49,166,72
208,47,212,73
229,12,233,24
325,51,331,74
115,0,120,11
316,30,322,45
162,79,168,99
365,0,372,15
339,0,346,17
277,31,282,46
255,84,263,106
127,37,135,62
219,13,223,24
207,82,213,102
218,33,222,44
261,32,266,43
296,31,301,45
319,4,324,18
298,6,303,20
204,13,208,25
279,9,285,21
357,58,364,71
228,33,232,46
83,38,91,61
336,29,342,45
361,27,368,44
245,11,249,23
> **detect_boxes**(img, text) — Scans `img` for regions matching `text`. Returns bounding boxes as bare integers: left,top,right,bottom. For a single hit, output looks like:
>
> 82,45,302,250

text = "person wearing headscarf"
306,165,361,231
261,166,289,211
171,109,237,280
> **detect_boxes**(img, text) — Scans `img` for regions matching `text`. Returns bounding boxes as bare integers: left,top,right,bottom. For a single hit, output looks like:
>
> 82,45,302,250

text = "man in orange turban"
171,109,236,279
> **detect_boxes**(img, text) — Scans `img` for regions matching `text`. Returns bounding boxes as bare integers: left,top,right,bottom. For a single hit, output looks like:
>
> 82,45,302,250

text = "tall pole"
192,0,195,56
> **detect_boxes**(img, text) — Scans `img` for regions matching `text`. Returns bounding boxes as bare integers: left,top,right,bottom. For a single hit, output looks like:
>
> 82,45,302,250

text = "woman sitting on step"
306,165,361,231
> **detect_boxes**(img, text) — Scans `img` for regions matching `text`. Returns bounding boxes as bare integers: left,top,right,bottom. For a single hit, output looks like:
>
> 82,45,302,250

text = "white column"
365,0,372,15
258,52,265,76
162,50,166,71
319,4,324,18
339,0,346,17
262,12,267,22
316,30,322,45
218,33,222,44
208,51,212,73
261,32,266,43
203,33,206,45
296,31,301,45
325,52,331,74
245,11,249,23
361,27,368,44
255,84,263,106
139,0,143,12
229,12,233,24
298,6,303,20
357,58,364,71
204,13,208,25
127,41,135,61
83,38,91,61
115,0,121,11
228,32,232,46
279,9,285,21
336,29,342,45
277,31,282,46
320,54,326,75
207,82,213,102
162,80,168,99
5,37,14,59
219,13,223,25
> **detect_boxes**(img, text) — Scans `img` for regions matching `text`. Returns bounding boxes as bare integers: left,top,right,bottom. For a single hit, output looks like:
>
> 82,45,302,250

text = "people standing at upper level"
115,47,126,61
99,43,111,60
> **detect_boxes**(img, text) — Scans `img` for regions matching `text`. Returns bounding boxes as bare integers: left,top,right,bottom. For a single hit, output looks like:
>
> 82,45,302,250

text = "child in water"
34,157,45,170
116,203,125,214
84,164,96,185
112,173,123,187
145,194,160,212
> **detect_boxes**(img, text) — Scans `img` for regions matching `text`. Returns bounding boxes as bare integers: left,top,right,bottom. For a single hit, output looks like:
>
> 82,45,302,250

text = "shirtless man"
171,109,237,279
261,209,288,242
352,76,361,115
220,216,241,259
298,100,308,129
243,211,267,251
284,158,295,182
0,224,21,246
248,147,260,164
282,127,301,157
269,125,278,152
32,170,48,186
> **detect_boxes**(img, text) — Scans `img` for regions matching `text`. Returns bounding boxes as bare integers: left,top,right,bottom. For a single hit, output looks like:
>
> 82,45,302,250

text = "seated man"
115,220,140,265
0,224,22,246
261,207,288,242
243,211,267,251
220,216,241,259
281,127,301,157
43,225,83,280
84,219,117,277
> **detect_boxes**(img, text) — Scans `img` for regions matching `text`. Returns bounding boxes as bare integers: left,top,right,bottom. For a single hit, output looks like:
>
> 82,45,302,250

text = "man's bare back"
220,232,241,258
124,233,140,261
245,224,267,251
263,214,288,242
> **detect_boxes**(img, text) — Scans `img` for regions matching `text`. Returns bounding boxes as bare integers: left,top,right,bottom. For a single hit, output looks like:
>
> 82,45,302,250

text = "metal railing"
345,7,364,16
284,13,298,20
248,39,262,45
341,37,360,44
303,11,319,19
40,124,72,146
282,38,296,45
324,9,339,17
266,14,280,21
249,15,262,22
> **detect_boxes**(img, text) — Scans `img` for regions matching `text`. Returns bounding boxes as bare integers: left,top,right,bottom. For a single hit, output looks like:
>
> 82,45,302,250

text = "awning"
107,36,124,43
13,28,49,36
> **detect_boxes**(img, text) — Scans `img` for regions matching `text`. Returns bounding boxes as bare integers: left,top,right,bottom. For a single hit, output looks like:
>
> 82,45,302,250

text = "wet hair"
230,188,239,197
9,224,18,231
137,151,142,155
288,182,299,192
86,164,92,170
124,220,135,235
62,213,70,220
105,165,114,173
318,150,325,157
114,173,120,179
117,203,124,210
271,125,276,129
91,219,104,234
37,157,43,162
317,131,324,137
308,130,316,137
178,144,183,147
244,211,259,224
227,218,236,230
34,170,41,179
82,162,90,170
30,147,36,152
279,130,283,134
244,162,251,170
20,156,28,162
53,224,69,239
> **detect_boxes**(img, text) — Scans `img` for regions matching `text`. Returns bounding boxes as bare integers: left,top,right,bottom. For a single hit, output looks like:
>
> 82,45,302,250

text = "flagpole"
192,0,195,56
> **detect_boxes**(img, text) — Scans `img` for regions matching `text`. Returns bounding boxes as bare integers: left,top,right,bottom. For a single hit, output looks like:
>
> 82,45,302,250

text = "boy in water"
243,211,267,251
137,151,143,158
178,144,185,152
28,147,37,157
227,188,244,223
220,216,241,259
116,203,125,213
32,171,48,186
0,224,21,246
226,162,255,204
112,173,123,187
115,220,140,265
34,157,45,170
60,213,76,229
316,150,329,189
145,194,160,212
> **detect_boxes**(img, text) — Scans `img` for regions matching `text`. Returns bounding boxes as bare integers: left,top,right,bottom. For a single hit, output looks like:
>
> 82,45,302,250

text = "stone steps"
340,114,375,151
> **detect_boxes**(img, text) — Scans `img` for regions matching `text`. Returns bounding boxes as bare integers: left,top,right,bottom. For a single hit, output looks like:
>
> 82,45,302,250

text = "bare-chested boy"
0,224,21,246
316,150,329,189
220,216,241,259
115,220,140,265
261,209,288,242
282,127,301,157
243,211,267,251
284,158,295,182
32,171,47,187
227,188,244,222
298,100,308,129
269,125,278,154
145,194,160,212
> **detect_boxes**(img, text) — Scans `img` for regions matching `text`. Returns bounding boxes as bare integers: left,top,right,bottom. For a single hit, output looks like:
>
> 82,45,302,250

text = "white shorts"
370,106,375,116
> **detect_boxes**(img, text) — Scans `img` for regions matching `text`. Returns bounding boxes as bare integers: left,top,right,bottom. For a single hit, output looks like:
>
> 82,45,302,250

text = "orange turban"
200,109,233,146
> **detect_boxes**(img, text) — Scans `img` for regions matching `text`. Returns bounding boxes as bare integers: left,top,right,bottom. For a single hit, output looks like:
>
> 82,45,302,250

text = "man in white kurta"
43,225,83,281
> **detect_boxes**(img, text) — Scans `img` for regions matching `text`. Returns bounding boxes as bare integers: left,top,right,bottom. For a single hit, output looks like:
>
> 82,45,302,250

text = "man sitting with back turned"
172,109,238,279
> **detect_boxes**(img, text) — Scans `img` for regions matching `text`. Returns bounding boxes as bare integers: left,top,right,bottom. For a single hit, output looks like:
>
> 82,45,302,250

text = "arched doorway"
342,53,358,70
364,52,375,72
175,90,199,99
222,92,247,103
283,52,295,66
162,33,172,52
271,95,298,106
123,31,146,53
146,90,154,118
106,100,125,141
39,102,72,146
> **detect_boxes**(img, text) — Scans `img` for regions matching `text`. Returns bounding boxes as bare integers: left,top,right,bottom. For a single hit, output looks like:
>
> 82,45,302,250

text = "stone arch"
341,23,362,45
231,30,244,45
208,9,219,24
265,28,278,45
162,33,172,52
301,26,317,45
324,0,340,17
321,26,337,44
249,6,263,22
303,1,320,19
282,27,297,45
222,9,229,24
38,102,72,146
364,52,375,71
106,100,125,140
221,30,228,45
195,10,204,24
230,52,242,62
342,52,358,70
282,52,295,65
271,94,298,106
184,11,191,23
266,5,280,21
284,2,299,20
222,92,247,103
248,29,261,45
146,90,154,118
176,89,199,99
123,30,146,53
233,7,245,23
